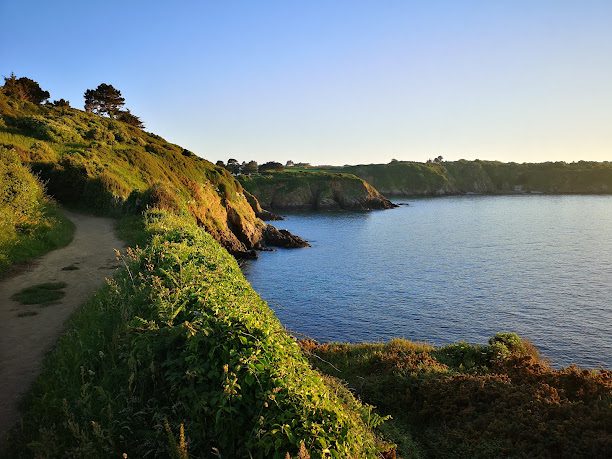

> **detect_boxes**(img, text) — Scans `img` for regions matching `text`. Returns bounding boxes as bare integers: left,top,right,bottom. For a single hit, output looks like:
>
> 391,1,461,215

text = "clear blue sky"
1,1,611,165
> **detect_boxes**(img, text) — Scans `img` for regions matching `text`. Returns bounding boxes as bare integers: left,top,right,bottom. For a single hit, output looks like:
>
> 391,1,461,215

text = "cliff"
239,171,396,211
0,92,301,256
324,160,612,196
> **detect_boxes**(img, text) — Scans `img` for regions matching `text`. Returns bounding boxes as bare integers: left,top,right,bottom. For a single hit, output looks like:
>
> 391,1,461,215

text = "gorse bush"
0,147,73,273
8,210,391,458
305,336,612,458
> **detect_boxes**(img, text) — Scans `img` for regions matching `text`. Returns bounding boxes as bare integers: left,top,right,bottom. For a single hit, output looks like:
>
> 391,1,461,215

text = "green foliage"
0,90,265,254
84,83,125,118
51,98,70,108
305,337,611,458
239,171,392,210
319,159,612,196
8,210,391,458
259,161,284,172
0,147,74,274
11,281,67,304
2,73,50,104
116,109,144,128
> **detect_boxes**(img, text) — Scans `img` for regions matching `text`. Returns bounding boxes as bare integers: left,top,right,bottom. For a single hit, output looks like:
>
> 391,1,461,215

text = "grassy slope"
318,160,612,196
304,335,612,458
239,171,393,210
7,209,392,458
0,146,74,275
0,92,265,255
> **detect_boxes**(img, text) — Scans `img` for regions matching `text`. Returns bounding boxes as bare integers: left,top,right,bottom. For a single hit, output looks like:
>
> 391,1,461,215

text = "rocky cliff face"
240,172,396,211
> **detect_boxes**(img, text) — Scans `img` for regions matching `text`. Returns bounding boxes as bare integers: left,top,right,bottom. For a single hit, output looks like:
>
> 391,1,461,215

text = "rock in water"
263,224,310,248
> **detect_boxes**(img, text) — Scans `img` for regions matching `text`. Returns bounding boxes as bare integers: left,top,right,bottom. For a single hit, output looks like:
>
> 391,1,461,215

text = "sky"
1,0,611,165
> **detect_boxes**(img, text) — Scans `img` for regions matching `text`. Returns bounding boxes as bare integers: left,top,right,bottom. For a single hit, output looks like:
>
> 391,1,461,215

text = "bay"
243,195,612,368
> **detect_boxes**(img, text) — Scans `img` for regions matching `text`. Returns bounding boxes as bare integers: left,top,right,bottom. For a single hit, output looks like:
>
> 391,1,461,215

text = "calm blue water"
242,195,612,368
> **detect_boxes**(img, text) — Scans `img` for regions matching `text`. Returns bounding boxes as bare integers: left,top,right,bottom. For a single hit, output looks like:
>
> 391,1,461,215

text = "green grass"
6,210,393,458
239,170,391,210
11,281,67,305
0,90,267,256
0,204,75,274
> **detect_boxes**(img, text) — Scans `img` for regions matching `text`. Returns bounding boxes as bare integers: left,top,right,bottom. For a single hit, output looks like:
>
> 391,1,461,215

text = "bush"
306,337,611,458
0,148,74,273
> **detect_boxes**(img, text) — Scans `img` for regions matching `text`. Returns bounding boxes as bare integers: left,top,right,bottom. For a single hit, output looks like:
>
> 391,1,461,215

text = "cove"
243,195,612,368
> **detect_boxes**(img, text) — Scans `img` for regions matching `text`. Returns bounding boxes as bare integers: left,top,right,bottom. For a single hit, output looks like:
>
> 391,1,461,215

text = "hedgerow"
7,209,392,458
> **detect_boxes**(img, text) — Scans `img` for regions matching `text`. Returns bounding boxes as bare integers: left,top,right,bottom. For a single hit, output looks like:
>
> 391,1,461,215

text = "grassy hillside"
0,92,273,256
304,335,612,458
0,146,73,274
6,209,393,458
319,160,612,196
239,171,395,210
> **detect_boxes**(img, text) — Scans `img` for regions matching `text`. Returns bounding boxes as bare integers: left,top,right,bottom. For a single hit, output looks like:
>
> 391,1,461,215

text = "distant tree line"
215,159,312,175
1,73,144,129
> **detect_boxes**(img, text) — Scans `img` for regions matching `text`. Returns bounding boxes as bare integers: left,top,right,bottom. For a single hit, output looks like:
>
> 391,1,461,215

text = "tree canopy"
84,83,125,118
259,161,284,172
2,74,50,104
116,109,144,129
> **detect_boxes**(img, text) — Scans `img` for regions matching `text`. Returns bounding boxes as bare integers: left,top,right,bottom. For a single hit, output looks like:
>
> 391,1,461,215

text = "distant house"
286,160,295,167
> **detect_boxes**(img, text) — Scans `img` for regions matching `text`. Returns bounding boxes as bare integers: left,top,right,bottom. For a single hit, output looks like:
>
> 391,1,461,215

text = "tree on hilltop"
243,160,258,174
52,98,70,107
2,73,50,104
84,83,125,118
225,158,241,174
116,109,144,129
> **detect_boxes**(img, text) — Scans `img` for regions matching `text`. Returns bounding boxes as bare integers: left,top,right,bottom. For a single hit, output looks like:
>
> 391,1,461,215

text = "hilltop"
0,90,306,257
239,170,395,211
310,159,612,196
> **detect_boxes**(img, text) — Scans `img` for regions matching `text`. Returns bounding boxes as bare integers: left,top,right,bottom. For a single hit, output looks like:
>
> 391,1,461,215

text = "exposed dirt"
0,210,123,442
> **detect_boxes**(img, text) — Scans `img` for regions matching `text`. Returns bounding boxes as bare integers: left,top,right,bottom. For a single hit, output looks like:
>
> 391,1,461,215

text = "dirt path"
0,210,124,441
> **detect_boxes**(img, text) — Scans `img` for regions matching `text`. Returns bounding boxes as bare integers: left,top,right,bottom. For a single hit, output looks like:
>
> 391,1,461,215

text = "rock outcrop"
263,224,310,248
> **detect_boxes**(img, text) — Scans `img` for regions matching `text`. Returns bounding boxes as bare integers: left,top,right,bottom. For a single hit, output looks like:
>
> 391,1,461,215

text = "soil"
0,210,124,442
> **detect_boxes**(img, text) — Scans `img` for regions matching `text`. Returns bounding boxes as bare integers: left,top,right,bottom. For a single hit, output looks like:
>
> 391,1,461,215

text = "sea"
242,195,612,368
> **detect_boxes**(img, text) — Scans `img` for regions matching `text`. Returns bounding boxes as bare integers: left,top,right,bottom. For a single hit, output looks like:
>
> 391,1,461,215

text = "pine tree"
2,73,50,104
84,83,125,118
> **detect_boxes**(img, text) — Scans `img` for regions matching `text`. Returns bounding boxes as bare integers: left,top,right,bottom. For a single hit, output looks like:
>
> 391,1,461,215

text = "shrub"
0,148,74,273
306,337,611,458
